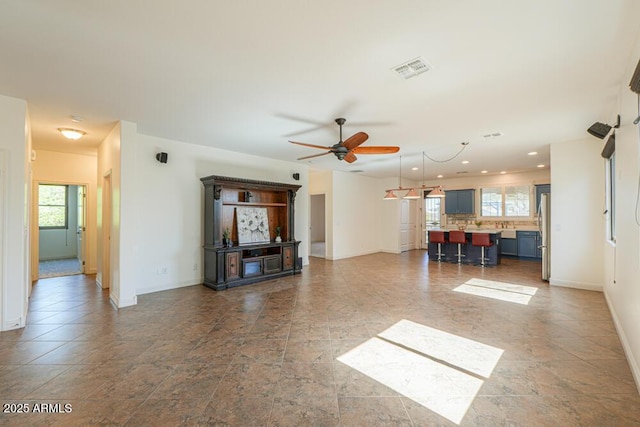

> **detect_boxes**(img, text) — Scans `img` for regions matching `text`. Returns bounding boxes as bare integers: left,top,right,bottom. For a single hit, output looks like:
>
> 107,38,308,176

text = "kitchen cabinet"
517,230,541,259
535,184,551,212
445,189,475,214
501,238,517,256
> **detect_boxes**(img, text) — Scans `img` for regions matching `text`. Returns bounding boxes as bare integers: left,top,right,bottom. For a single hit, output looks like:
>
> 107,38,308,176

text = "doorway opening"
36,183,87,279
310,194,326,258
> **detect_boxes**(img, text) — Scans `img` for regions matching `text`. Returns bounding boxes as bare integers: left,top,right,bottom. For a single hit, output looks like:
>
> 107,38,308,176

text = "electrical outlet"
157,267,168,275
192,263,198,271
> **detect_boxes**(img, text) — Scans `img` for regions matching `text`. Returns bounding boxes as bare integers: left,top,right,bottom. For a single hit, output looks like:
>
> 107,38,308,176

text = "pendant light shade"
403,188,420,199
426,186,445,198
383,190,398,200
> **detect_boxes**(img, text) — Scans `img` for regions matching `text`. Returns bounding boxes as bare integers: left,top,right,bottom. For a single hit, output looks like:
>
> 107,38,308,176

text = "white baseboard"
2,317,24,331
549,277,603,292
604,290,640,395
109,294,137,309
136,279,201,296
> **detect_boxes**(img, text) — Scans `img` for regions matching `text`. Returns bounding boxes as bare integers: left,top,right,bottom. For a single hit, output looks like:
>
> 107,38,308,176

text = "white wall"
330,171,382,260
549,139,605,291
0,94,30,330
114,124,309,299
603,33,640,392
97,122,123,306
31,150,98,276
379,177,404,253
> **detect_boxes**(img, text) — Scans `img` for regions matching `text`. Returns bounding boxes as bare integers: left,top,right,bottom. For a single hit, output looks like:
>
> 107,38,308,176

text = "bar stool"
429,231,447,262
449,230,467,263
471,233,494,267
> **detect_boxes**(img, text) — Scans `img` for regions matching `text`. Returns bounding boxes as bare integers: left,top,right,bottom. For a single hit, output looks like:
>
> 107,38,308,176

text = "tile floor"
0,251,639,426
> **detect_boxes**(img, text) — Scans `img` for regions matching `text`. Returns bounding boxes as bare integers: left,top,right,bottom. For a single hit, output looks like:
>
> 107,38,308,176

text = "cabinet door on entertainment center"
283,245,294,271
264,255,282,274
226,251,240,281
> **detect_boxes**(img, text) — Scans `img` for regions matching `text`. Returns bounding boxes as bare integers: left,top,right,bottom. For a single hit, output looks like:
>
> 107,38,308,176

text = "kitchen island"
427,229,502,266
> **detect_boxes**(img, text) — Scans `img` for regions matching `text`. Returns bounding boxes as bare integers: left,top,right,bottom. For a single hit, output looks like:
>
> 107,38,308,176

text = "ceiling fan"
289,118,400,163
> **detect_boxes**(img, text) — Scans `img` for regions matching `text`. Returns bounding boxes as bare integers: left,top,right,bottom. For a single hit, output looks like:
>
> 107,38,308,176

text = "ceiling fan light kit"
290,118,399,163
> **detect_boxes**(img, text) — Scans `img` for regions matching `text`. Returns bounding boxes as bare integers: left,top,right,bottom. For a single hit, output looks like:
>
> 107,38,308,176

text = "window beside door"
424,196,441,228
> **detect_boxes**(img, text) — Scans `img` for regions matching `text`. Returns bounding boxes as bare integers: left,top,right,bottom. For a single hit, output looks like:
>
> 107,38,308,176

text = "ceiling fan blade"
344,152,358,163
342,132,368,150
352,146,400,154
289,140,333,150
297,151,332,160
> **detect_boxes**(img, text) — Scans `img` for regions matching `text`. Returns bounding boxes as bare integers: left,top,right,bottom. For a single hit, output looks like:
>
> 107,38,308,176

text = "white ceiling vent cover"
392,57,432,79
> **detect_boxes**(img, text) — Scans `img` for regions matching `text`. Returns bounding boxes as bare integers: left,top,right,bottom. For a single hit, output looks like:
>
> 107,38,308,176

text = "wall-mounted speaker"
630,58,640,94
156,152,168,163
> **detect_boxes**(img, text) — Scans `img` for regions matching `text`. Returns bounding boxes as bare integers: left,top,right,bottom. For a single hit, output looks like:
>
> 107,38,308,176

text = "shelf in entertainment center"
222,202,287,207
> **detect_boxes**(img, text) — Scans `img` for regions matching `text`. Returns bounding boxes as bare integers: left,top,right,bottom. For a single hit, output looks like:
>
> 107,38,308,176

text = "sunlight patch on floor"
453,278,538,305
337,320,504,424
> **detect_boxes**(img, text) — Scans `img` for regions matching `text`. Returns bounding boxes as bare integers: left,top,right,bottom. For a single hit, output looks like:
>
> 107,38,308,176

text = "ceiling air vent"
483,132,503,139
350,170,364,173
392,57,432,79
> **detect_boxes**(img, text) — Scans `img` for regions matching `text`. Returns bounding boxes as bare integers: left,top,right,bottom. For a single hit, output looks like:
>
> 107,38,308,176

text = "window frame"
38,184,69,230
479,185,532,219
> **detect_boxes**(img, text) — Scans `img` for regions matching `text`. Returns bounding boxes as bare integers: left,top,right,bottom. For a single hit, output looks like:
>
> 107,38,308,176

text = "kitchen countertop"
429,228,503,234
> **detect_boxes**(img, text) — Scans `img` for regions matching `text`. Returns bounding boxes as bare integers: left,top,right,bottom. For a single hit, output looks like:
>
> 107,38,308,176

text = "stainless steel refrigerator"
538,193,551,281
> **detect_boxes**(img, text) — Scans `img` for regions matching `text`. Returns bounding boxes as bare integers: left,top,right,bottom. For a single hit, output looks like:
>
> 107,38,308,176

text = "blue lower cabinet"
516,231,539,258
501,238,517,256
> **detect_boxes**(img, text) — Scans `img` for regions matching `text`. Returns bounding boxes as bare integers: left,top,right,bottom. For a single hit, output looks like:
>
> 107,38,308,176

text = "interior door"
76,185,86,273
400,199,417,252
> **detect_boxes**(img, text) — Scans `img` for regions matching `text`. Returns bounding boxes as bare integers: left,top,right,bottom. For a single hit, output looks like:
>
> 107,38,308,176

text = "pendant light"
426,186,445,198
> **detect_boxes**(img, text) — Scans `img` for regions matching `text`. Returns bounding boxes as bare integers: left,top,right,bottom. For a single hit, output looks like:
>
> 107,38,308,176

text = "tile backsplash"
445,214,538,229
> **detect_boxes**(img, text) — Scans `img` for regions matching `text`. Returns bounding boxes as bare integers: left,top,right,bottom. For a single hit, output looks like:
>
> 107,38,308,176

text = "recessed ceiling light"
481,170,488,174
411,167,419,171
537,164,545,168
528,151,538,156
461,160,469,164
500,171,507,174
437,174,443,178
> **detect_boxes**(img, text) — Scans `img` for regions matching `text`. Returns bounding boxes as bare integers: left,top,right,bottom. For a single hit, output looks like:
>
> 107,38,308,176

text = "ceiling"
1,1,638,180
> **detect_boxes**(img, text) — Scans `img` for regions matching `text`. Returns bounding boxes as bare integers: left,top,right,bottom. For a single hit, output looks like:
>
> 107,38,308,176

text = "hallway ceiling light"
58,128,86,140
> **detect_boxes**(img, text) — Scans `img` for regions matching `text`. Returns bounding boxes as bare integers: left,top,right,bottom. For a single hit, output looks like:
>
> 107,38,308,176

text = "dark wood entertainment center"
200,175,301,290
